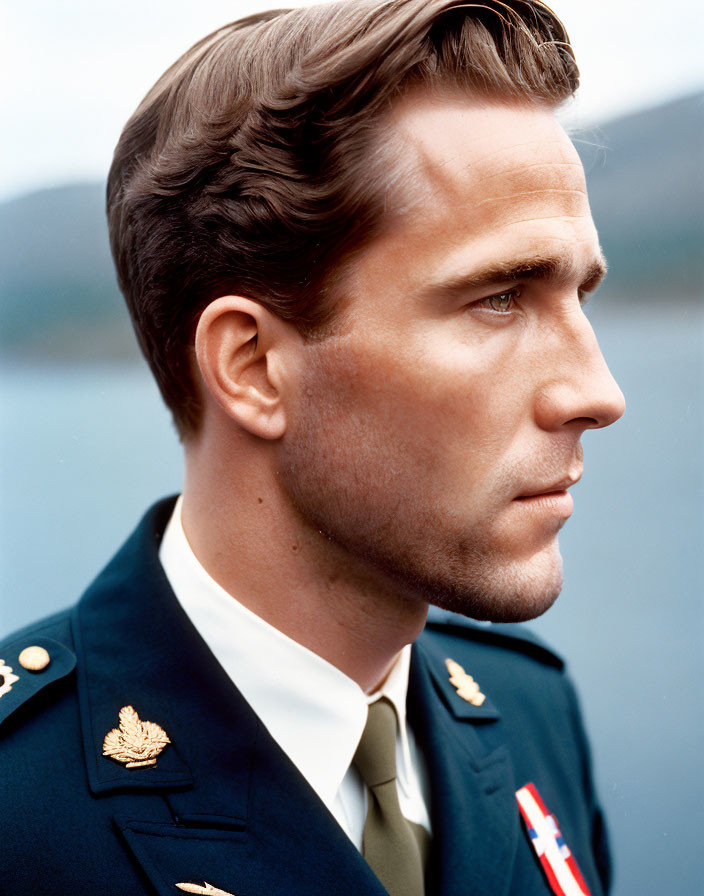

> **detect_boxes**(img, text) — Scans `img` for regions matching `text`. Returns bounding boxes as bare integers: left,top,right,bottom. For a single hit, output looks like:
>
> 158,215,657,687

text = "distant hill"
575,92,702,299
0,183,136,360
1,92,701,360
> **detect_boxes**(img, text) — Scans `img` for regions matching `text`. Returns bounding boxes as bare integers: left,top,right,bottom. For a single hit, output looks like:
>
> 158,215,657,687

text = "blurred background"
1,1,702,893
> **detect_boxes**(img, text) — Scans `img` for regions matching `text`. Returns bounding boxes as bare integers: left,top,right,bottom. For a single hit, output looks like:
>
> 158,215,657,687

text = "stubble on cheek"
277,339,565,622
278,341,418,548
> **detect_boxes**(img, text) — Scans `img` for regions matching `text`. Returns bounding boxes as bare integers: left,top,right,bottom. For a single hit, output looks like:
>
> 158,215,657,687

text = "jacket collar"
73,498,197,797
410,636,518,896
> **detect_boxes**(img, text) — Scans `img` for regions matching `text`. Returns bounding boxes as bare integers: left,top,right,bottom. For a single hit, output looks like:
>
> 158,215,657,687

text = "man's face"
279,94,625,622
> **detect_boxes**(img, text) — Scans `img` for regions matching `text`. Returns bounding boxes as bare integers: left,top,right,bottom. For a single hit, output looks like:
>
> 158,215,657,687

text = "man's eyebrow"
426,254,608,297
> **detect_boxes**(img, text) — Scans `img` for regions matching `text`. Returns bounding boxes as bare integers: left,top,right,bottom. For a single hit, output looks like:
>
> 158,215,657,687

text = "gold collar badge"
445,658,486,707
0,659,20,699
103,705,170,768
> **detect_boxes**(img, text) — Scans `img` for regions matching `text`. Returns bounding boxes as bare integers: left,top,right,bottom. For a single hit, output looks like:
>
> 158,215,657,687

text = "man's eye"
476,290,520,312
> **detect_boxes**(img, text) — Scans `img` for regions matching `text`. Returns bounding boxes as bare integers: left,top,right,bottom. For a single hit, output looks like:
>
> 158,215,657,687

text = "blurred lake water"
1,301,702,895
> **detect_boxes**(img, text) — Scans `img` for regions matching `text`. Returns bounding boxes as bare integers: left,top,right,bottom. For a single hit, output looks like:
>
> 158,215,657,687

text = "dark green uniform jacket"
0,498,610,895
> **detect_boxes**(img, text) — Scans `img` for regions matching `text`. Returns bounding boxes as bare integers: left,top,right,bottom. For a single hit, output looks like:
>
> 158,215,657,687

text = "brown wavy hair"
107,0,578,437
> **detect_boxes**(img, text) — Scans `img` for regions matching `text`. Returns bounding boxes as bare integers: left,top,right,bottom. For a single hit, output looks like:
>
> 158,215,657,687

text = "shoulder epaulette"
0,611,76,729
424,606,564,669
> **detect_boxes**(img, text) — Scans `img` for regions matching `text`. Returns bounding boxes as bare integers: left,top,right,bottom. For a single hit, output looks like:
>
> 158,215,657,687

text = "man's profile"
1,2,624,894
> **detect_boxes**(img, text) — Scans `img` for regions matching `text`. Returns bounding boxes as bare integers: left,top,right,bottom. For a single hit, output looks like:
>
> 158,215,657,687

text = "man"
0,1,624,894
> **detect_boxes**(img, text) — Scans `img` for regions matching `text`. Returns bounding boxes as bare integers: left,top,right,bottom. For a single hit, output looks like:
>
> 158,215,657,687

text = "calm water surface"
1,303,702,895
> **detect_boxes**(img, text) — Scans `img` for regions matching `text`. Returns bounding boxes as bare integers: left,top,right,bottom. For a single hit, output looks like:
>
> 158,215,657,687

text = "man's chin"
426,550,564,624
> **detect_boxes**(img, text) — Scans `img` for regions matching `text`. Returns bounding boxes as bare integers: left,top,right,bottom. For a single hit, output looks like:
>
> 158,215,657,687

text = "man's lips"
514,473,582,500
511,472,582,521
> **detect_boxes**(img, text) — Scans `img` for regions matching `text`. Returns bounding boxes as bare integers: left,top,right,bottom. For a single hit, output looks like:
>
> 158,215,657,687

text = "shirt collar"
159,496,413,811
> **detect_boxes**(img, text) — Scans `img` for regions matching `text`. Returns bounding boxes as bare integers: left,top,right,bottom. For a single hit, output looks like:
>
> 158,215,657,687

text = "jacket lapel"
409,636,519,896
72,499,387,896
115,726,388,896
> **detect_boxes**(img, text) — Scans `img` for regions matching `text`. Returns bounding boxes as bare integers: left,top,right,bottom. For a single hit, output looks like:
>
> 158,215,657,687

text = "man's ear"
194,296,297,440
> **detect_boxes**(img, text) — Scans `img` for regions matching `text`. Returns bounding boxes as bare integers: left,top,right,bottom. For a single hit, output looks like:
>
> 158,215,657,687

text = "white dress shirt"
159,497,432,849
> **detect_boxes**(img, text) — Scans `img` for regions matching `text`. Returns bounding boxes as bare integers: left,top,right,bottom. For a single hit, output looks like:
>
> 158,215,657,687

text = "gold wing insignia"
445,658,486,706
102,704,170,768
176,883,237,896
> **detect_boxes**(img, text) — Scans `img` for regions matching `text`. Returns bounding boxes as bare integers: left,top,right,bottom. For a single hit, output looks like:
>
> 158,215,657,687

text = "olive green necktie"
353,697,429,896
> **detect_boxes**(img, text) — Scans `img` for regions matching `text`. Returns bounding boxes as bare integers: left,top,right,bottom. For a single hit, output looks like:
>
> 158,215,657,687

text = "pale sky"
1,0,702,202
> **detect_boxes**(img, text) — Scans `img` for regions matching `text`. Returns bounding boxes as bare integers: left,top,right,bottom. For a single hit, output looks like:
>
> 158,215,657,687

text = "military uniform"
0,498,610,895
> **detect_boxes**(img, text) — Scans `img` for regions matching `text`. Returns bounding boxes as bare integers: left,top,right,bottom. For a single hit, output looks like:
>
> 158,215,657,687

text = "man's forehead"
382,93,586,214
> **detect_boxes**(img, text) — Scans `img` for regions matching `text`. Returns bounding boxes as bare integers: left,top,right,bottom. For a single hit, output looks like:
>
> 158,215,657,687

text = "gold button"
18,645,51,672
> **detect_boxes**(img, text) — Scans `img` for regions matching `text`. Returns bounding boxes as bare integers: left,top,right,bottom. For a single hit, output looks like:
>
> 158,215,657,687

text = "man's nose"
534,312,626,433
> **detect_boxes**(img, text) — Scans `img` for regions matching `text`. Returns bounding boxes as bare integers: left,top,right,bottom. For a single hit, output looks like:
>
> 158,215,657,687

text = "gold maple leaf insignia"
445,658,486,707
0,659,20,699
102,704,170,768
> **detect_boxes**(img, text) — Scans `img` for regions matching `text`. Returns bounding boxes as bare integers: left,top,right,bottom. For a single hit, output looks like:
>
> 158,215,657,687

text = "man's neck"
181,448,428,694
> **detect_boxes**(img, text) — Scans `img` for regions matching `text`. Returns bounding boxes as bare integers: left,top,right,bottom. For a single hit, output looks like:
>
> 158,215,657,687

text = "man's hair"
107,0,578,437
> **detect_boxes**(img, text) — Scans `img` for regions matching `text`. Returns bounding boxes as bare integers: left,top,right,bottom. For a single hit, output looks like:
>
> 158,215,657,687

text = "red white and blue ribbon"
516,783,592,896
